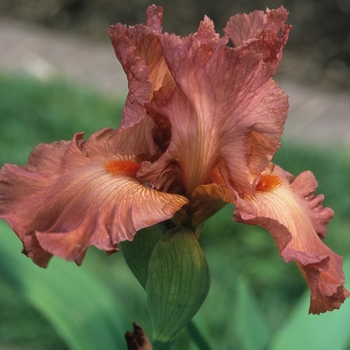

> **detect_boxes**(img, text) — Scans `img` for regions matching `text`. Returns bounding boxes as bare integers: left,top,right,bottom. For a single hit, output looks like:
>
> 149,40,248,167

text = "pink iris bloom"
0,6,348,314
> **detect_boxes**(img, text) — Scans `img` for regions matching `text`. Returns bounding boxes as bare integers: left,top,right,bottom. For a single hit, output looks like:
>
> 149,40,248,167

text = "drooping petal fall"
0,128,188,267
234,164,349,314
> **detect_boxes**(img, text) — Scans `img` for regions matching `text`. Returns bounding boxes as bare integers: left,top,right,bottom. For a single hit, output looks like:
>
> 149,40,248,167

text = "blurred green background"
1,0,350,349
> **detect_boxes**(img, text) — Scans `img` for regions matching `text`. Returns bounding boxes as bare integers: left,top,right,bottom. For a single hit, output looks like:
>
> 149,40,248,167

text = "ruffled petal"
224,6,292,70
0,128,188,267
139,10,289,197
108,115,162,157
108,5,174,128
234,165,349,314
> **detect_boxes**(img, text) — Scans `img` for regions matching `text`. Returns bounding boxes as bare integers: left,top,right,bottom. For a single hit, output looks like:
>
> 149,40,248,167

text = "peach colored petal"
0,128,188,267
109,7,290,198
140,14,288,197
234,165,349,314
224,6,292,70
189,183,236,227
224,9,268,46
108,116,161,158
108,5,174,128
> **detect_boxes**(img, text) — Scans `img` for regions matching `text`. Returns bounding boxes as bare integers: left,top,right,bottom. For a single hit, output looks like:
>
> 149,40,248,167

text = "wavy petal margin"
234,165,349,314
109,6,174,128
0,129,188,267
134,6,290,197
224,6,291,71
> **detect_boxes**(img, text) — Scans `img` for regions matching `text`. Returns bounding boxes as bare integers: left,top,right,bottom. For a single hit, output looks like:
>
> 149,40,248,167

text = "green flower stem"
152,340,175,350
187,321,213,350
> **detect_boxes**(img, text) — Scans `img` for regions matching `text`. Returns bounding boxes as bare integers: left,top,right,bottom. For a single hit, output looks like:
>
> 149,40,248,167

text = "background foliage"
0,74,350,349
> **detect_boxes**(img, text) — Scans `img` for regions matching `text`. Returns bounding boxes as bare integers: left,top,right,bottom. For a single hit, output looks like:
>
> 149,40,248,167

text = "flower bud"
146,225,211,345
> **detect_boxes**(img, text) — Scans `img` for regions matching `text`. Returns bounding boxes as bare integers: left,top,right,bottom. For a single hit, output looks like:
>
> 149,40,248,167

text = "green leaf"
147,225,211,344
186,320,213,350
234,276,270,350
0,221,127,350
270,257,350,350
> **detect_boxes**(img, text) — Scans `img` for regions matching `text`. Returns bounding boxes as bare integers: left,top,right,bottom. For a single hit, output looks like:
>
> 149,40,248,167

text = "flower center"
256,174,282,192
103,160,141,176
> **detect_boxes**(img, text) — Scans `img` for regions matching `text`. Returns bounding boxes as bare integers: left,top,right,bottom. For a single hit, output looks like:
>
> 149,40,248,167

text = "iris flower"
0,6,348,314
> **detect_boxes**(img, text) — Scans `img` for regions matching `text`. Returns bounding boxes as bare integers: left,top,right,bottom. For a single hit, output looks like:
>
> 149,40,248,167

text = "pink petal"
0,128,188,267
108,115,162,157
139,10,289,197
234,165,349,314
109,7,291,198
190,183,236,226
108,5,174,128
224,9,268,46
224,6,291,70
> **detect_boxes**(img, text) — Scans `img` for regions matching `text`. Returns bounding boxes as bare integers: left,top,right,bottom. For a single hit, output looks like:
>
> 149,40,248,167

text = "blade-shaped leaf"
0,221,127,350
234,276,270,350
